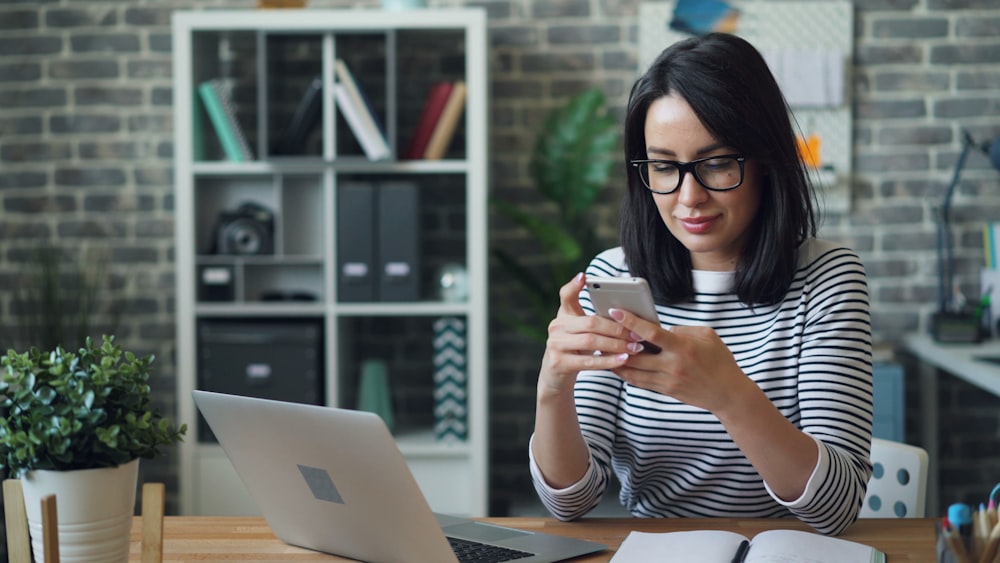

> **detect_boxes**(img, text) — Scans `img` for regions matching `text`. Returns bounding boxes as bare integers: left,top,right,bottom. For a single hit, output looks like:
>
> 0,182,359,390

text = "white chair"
860,437,929,518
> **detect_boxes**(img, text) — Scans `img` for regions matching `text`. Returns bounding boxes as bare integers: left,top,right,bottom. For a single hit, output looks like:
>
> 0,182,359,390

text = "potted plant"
0,335,186,563
492,87,621,342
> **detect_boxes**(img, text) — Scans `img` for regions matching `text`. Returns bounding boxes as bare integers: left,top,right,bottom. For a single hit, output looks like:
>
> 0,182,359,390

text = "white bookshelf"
172,8,489,516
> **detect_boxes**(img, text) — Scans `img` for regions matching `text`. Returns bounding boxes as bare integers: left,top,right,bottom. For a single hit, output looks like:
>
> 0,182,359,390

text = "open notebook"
610,528,885,563
192,390,606,563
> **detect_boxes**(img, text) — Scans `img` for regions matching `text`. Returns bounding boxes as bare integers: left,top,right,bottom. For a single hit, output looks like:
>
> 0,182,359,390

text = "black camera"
213,201,275,255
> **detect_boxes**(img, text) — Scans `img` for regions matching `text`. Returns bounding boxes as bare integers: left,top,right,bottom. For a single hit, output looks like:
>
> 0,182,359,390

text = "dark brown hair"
621,32,816,305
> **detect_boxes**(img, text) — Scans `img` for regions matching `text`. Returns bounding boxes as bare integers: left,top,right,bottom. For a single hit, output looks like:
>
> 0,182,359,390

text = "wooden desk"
128,516,938,562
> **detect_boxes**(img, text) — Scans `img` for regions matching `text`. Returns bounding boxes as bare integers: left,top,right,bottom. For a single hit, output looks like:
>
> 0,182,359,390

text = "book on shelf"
423,80,466,160
610,528,886,563
334,84,390,161
403,81,454,160
984,221,1000,270
272,73,323,156
334,59,390,161
197,79,254,162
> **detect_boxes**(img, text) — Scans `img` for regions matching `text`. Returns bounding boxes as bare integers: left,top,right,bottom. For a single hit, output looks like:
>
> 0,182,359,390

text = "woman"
529,32,873,536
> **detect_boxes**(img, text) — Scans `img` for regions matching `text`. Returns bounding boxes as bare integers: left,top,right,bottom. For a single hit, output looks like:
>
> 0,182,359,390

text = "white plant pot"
20,458,139,563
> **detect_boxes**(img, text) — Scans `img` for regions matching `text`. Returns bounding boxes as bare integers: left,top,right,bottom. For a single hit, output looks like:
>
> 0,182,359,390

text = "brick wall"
0,0,998,517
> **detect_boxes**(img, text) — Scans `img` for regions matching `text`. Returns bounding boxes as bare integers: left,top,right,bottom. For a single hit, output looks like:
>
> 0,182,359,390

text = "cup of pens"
939,483,1000,563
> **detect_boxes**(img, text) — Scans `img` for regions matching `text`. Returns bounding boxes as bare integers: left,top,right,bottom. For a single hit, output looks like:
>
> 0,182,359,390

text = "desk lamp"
932,130,1000,342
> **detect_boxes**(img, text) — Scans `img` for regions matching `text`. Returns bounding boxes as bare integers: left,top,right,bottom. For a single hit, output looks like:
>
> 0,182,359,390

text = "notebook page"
610,529,748,563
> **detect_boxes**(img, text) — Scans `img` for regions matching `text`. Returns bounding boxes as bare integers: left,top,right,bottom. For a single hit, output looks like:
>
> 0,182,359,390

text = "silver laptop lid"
192,389,458,562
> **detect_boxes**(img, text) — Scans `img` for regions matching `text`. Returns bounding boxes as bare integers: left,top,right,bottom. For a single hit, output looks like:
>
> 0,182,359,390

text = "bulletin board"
638,1,854,213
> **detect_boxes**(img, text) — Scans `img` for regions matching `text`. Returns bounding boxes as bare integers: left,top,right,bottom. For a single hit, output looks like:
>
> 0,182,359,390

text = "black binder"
377,182,420,301
337,182,376,302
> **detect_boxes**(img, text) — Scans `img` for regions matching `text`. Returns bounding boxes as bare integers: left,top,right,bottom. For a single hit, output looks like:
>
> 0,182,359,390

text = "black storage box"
197,318,324,442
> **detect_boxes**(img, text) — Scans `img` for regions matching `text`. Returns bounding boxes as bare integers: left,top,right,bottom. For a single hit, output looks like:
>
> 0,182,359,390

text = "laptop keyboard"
448,536,535,562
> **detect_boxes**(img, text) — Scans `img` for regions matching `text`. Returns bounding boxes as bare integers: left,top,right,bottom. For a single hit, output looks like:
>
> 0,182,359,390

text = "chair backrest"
860,437,929,518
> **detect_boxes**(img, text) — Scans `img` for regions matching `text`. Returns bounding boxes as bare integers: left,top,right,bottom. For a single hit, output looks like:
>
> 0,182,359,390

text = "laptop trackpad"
446,522,530,542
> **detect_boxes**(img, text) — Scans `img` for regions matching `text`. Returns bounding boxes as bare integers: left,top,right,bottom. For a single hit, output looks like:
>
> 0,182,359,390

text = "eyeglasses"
630,154,746,194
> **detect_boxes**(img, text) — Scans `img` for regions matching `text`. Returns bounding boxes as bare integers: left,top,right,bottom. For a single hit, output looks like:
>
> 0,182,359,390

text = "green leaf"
492,199,582,262
492,87,619,344
529,87,619,216
495,310,549,343
491,249,552,312
0,335,187,475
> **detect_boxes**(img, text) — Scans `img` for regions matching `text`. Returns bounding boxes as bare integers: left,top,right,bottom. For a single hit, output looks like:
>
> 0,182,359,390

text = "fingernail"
608,308,625,321
627,342,644,353
574,272,584,283
615,353,630,362
630,331,643,341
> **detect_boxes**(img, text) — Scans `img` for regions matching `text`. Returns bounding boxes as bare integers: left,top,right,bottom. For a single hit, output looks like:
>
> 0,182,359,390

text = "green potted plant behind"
492,87,621,342
6,243,124,353
0,335,186,563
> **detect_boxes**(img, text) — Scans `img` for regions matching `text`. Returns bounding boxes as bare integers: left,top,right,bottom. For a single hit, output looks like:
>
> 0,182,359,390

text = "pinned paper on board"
669,0,740,36
796,134,822,169
639,1,854,214
762,49,846,107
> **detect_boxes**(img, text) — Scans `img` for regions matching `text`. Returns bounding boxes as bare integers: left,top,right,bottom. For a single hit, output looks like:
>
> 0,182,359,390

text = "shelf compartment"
195,175,278,256
333,173,468,304
395,28,469,161
196,317,325,443
245,262,325,302
265,33,324,158
334,33,390,160
190,30,260,163
195,173,323,258
336,315,470,444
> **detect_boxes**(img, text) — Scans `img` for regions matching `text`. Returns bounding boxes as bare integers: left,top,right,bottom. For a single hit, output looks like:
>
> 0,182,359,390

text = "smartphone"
585,276,661,354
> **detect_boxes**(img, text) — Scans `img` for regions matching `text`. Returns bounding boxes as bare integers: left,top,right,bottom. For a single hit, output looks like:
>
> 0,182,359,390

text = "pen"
730,539,750,563
951,503,974,545
943,518,973,563
990,499,999,532
976,503,989,558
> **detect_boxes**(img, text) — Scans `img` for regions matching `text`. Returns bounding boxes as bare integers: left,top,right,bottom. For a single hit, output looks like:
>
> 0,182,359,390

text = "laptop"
192,390,607,563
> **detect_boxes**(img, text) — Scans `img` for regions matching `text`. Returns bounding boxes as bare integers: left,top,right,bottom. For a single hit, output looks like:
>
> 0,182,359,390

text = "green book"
197,80,251,162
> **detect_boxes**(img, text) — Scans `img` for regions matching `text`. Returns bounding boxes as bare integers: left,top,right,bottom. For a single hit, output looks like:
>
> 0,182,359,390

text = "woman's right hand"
537,273,643,400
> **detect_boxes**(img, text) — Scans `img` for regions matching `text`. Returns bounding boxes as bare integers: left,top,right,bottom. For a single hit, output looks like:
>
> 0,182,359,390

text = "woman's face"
642,93,762,272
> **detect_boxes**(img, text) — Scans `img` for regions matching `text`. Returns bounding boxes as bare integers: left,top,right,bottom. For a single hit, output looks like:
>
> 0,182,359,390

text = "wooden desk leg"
3,479,32,563
141,483,165,563
41,494,59,563
918,361,940,517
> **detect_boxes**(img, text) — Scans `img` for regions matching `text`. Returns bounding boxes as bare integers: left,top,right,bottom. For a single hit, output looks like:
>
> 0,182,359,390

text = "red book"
404,81,454,160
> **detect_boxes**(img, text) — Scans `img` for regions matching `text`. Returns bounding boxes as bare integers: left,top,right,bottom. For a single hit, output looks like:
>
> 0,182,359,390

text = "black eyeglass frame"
630,154,747,195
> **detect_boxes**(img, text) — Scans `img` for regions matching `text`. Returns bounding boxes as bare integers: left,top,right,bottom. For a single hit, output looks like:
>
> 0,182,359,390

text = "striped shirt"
529,239,874,536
